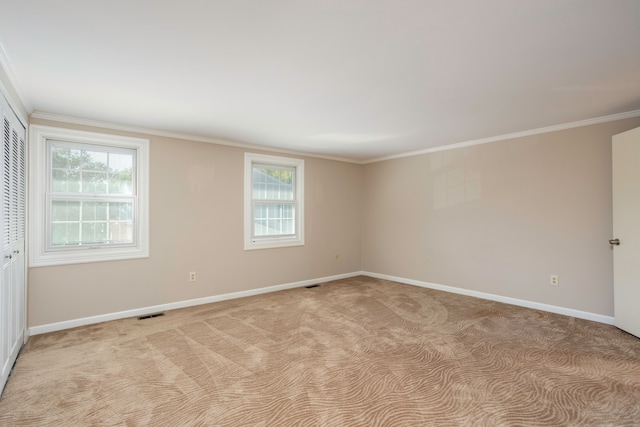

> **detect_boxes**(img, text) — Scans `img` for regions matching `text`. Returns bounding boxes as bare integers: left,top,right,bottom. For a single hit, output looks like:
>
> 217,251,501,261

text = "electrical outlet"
189,272,197,282
550,275,559,286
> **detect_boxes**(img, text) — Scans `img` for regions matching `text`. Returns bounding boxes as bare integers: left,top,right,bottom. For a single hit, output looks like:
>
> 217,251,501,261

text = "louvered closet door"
1,94,26,394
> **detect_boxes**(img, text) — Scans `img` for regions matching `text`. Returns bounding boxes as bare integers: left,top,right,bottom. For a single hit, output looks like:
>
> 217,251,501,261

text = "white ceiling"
1,0,639,162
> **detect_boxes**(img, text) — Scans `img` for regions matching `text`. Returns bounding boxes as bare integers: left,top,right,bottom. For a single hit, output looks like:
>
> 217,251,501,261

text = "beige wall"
362,117,640,317
27,114,640,326
28,118,363,326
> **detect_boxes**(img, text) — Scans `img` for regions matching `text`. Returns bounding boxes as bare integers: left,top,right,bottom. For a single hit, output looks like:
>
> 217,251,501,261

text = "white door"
0,94,26,394
612,126,640,338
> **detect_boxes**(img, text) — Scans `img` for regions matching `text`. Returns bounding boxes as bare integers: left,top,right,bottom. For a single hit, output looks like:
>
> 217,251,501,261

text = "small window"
30,125,149,266
244,153,304,250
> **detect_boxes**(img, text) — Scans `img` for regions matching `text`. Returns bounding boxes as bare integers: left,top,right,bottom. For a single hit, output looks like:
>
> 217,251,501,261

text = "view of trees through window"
255,167,292,187
49,144,135,247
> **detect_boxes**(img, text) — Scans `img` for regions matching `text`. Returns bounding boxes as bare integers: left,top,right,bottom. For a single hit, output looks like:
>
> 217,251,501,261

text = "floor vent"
305,284,320,289
138,312,165,320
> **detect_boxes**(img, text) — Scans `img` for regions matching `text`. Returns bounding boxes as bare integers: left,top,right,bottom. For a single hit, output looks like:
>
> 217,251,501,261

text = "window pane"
253,202,296,237
109,172,133,195
83,150,108,193
252,165,294,201
51,222,80,246
52,147,81,169
81,201,108,221
52,200,80,221
282,219,294,234
49,143,136,247
108,152,133,195
81,222,108,245
267,204,279,217
50,199,133,247
86,150,107,166
67,171,80,192
254,219,268,236
82,171,108,193
50,145,134,195
108,220,133,244
52,169,67,192
108,202,133,244
109,153,133,173
109,202,132,220
51,147,82,192
52,147,69,169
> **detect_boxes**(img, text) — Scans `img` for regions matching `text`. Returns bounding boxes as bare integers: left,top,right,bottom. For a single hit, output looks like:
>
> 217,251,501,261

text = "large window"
244,153,304,250
30,125,149,266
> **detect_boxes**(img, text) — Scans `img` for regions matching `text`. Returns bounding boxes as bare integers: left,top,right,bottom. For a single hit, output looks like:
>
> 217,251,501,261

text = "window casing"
30,125,149,266
244,153,304,250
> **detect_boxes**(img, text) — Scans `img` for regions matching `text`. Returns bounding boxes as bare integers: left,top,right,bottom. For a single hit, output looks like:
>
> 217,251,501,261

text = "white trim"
244,152,305,250
363,109,640,164
29,125,150,267
28,271,362,335
31,110,640,166
30,111,359,164
363,272,615,325
28,271,616,335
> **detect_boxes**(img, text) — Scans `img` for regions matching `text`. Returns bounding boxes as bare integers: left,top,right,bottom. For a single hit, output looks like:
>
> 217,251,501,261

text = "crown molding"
30,108,640,165
29,111,361,164
363,109,640,164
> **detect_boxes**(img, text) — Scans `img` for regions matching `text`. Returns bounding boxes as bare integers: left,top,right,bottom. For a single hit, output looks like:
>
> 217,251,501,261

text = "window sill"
29,246,149,267
244,237,305,251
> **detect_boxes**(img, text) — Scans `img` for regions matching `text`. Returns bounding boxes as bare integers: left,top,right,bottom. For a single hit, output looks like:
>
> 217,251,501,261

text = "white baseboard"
30,270,615,336
29,271,362,336
363,271,615,325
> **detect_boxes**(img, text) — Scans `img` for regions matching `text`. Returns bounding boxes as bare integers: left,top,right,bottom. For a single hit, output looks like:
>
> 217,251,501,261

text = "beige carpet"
1,276,639,426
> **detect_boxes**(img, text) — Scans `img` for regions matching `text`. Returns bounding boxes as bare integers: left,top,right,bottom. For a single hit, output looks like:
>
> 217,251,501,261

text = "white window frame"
244,153,304,250
29,125,149,266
